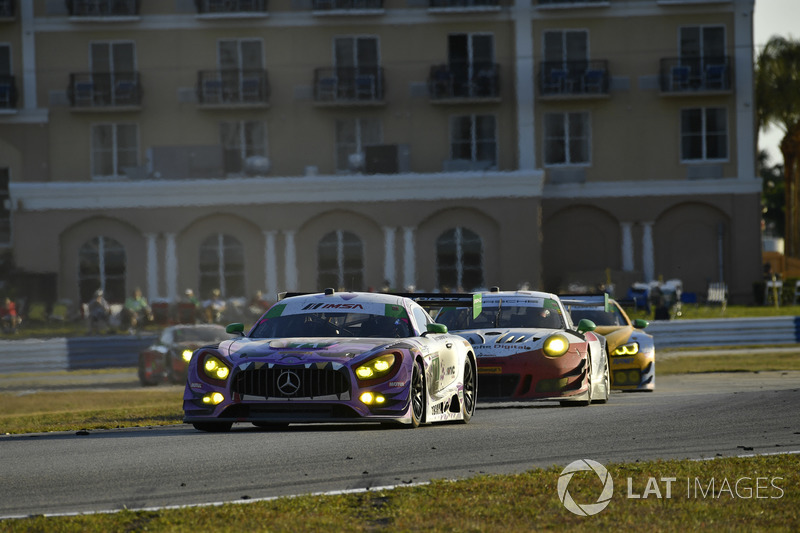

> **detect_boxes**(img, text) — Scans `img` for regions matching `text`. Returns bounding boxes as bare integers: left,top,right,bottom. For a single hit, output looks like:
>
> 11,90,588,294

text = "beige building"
0,0,761,313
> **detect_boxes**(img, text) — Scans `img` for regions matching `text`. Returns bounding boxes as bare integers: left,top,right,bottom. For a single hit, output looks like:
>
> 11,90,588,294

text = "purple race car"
183,289,481,432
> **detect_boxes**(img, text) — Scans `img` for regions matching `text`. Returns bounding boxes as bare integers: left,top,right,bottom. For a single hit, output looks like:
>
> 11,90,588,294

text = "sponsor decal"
389,380,407,387
301,303,365,310
431,398,451,415
612,357,634,364
478,366,502,374
190,382,205,390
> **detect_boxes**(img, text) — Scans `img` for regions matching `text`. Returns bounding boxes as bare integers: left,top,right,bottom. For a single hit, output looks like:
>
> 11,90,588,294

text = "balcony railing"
195,0,268,14
67,72,142,108
537,0,607,6
538,60,610,97
428,62,501,101
0,0,16,19
313,67,385,104
197,69,270,106
0,75,18,109
660,56,732,93
312,0,382,10
429,0,499,7
66,0,140,16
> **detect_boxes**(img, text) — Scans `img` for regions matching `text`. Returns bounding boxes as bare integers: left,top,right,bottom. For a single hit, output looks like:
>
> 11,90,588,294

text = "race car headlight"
355,353,396,380
203,355,230,381
613,342,640,356
182,349,194,363
202,392,225,405
542,334,570,357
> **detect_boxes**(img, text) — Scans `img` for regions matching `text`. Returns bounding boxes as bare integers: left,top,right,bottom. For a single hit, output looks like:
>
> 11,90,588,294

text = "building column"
402,227,416,291
145,233,158,302
165,233,178,302
264,230,277,299
621,222,634,272
642,222,655,282
513,0,536,169
734,0,756,181
284,230,297,291
383,226,396,290
20,1,37,110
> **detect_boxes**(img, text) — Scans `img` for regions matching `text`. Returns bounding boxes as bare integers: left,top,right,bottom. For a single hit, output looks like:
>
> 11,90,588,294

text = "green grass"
658,351,800,375
1,455,797,532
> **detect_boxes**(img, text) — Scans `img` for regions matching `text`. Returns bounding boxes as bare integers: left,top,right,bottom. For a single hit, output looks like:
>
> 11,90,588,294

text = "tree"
759,150,784,238
756,36,800,257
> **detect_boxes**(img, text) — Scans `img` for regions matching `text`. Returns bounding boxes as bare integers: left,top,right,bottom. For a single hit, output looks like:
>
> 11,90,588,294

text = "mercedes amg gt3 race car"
433,288,610,406
561,294,655,391
183,289,481,432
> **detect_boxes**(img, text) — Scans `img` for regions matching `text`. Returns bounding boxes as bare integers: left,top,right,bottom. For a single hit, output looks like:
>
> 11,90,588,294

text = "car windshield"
569,307,626,327
437,297,565,330
250,312,412,339
172,326,227,343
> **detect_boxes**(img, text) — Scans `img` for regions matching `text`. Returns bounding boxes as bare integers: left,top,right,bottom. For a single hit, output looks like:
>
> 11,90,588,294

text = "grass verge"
658,351,800,375
1,454,797,532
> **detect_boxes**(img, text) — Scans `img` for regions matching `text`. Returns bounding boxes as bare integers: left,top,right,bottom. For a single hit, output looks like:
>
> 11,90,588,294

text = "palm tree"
756,36,800,258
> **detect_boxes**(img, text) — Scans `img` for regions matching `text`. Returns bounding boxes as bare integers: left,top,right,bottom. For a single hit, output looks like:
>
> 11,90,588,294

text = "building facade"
0,0,761,312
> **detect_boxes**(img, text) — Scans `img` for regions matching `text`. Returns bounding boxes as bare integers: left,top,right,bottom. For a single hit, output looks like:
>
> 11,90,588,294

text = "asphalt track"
1,369,799,519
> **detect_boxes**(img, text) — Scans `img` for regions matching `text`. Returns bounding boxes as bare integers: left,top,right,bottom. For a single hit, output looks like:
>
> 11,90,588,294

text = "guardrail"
0,317,798,374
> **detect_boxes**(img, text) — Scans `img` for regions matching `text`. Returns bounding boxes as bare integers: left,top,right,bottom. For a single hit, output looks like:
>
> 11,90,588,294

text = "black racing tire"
192,422,233,432
409,358,425,428
459,356,477,424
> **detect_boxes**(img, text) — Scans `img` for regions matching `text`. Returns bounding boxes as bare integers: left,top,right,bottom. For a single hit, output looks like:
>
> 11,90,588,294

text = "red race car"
138,324,230,386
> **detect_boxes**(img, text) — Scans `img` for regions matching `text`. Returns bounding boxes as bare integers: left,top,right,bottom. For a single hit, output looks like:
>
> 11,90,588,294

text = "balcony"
313,67,385,106
66,0,140,17
538,60,610,98
197,69,270,107
67,72,142,110
195,0,268,15
0,75,18,110
428,63,501,103
428,0,500,10
660,57,732,94
0,0,15,20
311,0,383,13
536,0,608,7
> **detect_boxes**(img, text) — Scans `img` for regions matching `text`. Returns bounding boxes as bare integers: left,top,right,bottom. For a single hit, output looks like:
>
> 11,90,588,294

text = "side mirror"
577,318,596,334
633,319,649,329
226,323,245,336
425,323,448,335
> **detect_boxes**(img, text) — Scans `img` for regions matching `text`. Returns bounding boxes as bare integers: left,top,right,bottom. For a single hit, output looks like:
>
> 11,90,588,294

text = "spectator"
121,287,153,334
1,297,21,333
203,288,227,324
247,289,270,320
86,289,111,334
178,288,201,323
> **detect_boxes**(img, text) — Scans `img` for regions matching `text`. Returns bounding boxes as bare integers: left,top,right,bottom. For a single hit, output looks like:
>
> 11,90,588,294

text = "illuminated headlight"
360,392,386,405
355,354,396,380
202,392,225,405
203,356,230,380
613,342,640,356
182,349,194,363
542,334,570,357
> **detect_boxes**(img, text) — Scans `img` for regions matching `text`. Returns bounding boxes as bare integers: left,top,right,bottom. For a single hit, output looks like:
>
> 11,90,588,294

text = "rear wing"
277,290,482,319
395,293,483,320
559,293,611,312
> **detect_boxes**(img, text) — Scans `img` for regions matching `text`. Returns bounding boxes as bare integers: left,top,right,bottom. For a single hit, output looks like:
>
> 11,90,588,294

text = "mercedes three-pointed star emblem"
277,369,301,396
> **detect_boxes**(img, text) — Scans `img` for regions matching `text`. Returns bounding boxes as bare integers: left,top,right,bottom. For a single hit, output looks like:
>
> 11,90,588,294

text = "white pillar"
513,0,536,169
20,1,37,110
402,227,416,291
642,222,655,282
145,233,158,302
734,0,756,181
621,222,634,272
165,233,178,302
284,230,297,291
264,230,277,299
383,226,396,289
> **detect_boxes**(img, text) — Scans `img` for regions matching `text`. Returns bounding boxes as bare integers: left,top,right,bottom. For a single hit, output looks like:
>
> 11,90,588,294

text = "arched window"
79,236,126,303
436,227,483,291
318,230,363,291
199,234,245,299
